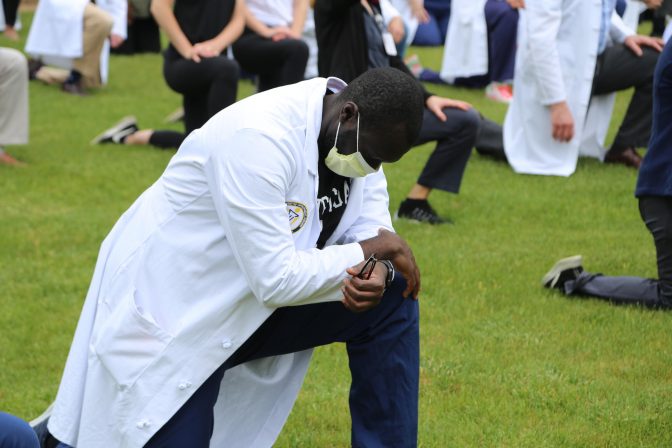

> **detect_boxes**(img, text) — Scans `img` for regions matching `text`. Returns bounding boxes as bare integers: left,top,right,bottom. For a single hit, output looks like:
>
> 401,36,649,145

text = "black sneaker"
541,255,584,289
395,199,449,224
90,116,139,145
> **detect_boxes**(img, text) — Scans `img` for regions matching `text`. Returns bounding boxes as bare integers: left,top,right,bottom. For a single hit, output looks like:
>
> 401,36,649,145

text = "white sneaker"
90,116,138,145
541,255,584,289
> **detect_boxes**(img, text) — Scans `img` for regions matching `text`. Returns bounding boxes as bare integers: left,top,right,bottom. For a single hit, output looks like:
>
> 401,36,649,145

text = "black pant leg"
2,0,19,26
564,196,672,309
592,45,659,152
413,107,479,194
148,54,239,149
232,31,309,91
475,116,507,161
640,196,672,305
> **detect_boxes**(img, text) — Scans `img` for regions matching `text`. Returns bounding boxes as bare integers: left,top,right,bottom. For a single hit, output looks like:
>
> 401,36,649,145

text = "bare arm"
206,0,246,52
290,0,309,38
243,1,277,38
150,0,195,60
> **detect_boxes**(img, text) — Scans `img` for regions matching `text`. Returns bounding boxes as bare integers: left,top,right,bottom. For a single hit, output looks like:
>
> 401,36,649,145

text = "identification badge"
382,32,398,56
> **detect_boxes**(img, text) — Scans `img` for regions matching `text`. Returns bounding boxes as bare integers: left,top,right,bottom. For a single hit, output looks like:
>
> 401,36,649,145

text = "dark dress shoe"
62,80,88,96
604,147,642,169
27,59,43,80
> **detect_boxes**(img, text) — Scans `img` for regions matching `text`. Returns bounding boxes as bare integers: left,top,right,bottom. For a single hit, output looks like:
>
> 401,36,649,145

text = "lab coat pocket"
94,291,174,388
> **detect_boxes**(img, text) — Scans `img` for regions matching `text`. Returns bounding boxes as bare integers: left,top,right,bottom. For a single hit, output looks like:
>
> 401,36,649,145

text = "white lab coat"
440,0,488,81
24,0,127,84
503,0,634,176
622,0,646,31
47,77,395,447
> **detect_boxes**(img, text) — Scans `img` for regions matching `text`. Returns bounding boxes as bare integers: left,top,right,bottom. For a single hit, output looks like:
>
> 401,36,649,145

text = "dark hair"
338,67,425,148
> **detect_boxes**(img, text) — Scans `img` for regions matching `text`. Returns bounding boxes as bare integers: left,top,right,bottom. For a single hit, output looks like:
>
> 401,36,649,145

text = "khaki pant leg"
72,3,114,89
35,66,70,85
0,48,28,145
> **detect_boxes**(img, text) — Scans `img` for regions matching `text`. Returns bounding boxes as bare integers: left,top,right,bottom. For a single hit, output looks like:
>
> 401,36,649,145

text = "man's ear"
339,101,360,125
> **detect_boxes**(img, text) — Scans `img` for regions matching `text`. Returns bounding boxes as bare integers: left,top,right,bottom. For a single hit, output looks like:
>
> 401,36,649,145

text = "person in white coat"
31,67,425,447
504,0,663,176
440,0,522,104
24,0,127,95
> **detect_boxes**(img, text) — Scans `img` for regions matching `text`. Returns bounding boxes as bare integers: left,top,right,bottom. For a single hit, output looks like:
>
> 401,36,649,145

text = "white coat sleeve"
609,10,635,45
203,129,364,308
99,0,128,39
524,0,567,105
339,168,394,244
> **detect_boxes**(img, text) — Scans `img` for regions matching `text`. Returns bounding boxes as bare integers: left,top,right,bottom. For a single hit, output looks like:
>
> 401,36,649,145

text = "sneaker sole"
541,255,583,288
90,115,137,145
164,107,185,123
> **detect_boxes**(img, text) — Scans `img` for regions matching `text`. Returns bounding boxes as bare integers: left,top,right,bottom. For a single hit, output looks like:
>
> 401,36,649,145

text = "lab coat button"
136,420,151,429
178,381,192,390
221,339,232,349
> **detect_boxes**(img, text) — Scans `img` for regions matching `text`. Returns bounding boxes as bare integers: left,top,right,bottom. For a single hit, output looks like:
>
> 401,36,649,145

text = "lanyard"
361,0,385,34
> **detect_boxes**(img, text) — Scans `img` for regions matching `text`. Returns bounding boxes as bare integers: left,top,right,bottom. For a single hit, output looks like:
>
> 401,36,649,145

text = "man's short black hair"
339,67,425,149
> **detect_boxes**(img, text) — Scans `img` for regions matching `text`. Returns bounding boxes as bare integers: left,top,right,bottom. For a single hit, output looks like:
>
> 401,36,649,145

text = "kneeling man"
38,67,425,447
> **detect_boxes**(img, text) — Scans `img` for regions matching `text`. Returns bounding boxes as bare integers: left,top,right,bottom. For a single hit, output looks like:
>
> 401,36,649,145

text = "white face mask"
325,115,378,178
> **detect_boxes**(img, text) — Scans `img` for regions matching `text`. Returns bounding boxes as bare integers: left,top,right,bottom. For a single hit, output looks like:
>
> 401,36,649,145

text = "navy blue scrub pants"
0,412,39,448
145,276,420,447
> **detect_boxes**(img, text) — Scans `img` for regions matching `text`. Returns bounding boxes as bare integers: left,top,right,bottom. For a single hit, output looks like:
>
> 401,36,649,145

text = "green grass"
1,13,671,446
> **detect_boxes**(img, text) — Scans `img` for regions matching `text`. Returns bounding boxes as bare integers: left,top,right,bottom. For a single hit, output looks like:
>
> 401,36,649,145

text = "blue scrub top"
636,39,672,198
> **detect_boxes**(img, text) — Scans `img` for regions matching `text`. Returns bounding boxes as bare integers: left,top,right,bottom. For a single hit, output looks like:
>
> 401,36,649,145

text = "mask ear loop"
355,114,360,154
333,121,341,148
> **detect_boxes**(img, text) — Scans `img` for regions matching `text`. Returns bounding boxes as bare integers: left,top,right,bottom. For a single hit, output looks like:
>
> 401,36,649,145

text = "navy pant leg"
484,0,518,83
0,412,39,448
146,276,420,447
415,107,479,194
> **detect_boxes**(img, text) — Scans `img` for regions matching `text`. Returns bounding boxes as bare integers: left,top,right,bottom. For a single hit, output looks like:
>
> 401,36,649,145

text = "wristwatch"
379,259,395,291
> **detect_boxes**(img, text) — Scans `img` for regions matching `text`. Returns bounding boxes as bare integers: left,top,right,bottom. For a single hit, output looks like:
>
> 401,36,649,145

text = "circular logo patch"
286,201,308,233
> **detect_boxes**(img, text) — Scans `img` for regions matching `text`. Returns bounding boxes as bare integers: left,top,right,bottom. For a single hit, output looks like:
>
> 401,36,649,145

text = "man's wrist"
379,259,395,290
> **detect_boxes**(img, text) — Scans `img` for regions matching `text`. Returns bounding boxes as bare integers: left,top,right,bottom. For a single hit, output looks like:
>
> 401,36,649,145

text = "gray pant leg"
475,116,507,161
564,272,664,308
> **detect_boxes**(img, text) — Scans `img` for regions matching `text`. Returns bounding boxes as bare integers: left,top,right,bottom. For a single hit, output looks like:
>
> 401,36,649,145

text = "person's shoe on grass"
541,255,584,289
90,116,139,145
485,82,513,104
395,198,449,224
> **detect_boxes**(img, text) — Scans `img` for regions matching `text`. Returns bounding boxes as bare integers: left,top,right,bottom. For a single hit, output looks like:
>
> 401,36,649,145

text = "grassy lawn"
1,12,671,447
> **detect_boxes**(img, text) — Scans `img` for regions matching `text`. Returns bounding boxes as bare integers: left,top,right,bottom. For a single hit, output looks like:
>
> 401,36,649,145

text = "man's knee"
83,4,114,38
209,57,240,81
454,107,482,139
0,412,39,448
0,49,27,80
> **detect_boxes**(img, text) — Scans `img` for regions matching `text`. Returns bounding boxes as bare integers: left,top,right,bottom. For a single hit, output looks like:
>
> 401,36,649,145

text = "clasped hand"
341,261,388,313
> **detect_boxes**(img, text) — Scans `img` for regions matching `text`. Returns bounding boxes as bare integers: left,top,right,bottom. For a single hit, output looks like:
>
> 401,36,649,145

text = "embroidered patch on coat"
286,202,308,233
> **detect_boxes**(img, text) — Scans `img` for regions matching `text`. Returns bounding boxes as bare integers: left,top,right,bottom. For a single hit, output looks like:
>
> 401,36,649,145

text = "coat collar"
305,77,348,176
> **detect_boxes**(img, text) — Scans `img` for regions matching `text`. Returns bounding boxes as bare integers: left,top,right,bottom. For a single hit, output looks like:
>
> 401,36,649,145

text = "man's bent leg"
0,412,39,448
592,45,659,151
562,197,672,309
148,277,419,446
413,108,479,194
73,4,114,89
